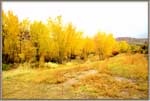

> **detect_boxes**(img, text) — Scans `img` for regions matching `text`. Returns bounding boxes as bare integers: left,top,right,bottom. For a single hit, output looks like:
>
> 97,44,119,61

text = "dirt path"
113,76,136,83
62,69,98,86
56,69,138,99
62,69,136,87
2,67,140,99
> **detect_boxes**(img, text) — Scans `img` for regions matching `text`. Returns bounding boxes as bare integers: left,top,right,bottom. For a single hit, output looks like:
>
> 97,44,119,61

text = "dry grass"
107,53,148,80
73,73,147,99
71,53,148,99
2,53,148,99
32,63,93,84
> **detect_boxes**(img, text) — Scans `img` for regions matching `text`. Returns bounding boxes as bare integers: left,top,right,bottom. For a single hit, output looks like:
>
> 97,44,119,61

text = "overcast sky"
2,1,148,38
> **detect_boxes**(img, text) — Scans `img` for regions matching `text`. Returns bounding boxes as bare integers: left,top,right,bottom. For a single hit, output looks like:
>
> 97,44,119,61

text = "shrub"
2,64,12,71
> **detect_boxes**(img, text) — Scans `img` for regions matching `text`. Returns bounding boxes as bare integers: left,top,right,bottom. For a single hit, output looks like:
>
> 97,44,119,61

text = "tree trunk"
58,51,63,64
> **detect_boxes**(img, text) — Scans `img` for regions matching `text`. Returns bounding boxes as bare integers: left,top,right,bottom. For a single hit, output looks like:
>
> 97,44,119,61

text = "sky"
2,1,148,38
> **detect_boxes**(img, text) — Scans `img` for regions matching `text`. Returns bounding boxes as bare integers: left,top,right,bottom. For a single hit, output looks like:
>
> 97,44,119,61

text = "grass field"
2,53,148,99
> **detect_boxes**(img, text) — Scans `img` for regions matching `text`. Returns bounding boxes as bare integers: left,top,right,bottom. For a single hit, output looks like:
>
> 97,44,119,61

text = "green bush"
2,64,12,71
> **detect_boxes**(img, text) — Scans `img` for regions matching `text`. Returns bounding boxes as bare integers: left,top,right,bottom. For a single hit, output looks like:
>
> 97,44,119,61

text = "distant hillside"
116,37,148,45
